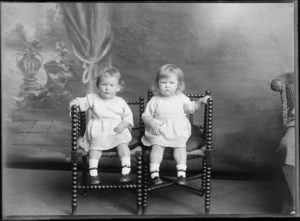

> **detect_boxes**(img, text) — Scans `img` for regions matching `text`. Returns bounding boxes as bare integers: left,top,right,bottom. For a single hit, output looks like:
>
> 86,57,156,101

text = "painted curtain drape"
59,3,113,92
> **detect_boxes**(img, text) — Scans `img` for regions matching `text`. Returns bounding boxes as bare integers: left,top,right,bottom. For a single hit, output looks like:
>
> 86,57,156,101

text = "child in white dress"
142,64,210,185
69,67,134,185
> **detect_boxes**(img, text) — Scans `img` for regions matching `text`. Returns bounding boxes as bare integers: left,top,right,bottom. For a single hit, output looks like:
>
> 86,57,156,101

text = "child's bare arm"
143,116,164,135
194,95,211,111
143,116,163,128
114,121,131,133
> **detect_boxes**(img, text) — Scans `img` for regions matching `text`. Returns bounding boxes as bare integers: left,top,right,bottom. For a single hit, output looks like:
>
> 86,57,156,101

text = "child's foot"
152,176,163,185
90,175,100,185
120,173,132,182
176,176,187,185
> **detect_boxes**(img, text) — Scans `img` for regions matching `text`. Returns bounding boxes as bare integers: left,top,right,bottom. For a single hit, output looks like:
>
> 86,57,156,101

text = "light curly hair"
152,64,185,95
96,67,126,92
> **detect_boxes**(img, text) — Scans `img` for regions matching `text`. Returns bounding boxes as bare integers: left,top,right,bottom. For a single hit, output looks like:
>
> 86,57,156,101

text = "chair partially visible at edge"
271,72,296,215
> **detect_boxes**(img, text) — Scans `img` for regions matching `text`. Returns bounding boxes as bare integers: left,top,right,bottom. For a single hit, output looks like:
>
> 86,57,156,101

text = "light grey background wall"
2,3,296,174
110,3,295,173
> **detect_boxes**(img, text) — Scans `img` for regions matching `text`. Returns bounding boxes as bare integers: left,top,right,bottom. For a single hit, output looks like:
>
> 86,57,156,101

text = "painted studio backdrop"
1,3,295,176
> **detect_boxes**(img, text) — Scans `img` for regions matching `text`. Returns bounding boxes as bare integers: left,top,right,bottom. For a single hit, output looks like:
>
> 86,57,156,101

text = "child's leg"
150,145,165,179
89,149,102,177
173,147,187,178
117,143,131,175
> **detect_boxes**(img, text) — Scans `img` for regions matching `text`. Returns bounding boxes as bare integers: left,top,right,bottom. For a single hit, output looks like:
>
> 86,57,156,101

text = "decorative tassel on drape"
58,3,113,92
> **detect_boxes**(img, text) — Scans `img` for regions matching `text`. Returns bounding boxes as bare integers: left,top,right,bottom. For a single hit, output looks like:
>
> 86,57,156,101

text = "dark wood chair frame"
70,96,145,215
271,72,295,130
141,90,213,215
271,72,296,214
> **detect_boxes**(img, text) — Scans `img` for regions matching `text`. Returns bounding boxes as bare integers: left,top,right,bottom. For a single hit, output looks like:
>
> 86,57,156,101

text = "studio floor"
2,167,292,220
2,109,298,220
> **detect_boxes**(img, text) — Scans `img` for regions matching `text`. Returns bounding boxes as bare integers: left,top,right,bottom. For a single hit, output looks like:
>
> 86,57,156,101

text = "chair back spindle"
271,72,295,130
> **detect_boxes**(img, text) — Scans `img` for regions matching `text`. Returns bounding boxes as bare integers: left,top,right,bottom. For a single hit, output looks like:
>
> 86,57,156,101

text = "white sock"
89,159,99,176
150,163,160,179
121,157,131,175
176,164,187,178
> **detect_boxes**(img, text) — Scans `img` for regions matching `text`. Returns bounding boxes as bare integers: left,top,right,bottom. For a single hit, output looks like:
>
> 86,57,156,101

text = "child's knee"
152,145,165,153
89,149,102,159
174,147,186,154
119,143,130,149
117,143,131,156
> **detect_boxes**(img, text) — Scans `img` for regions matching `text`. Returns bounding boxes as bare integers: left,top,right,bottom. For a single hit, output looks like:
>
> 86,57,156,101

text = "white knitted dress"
77,93,134,151
141,93,195,148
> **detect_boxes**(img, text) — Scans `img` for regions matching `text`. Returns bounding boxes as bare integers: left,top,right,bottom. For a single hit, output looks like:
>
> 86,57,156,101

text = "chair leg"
205,164,211,214
82,156,88,196
72,205,77,215
142,149,150,215
202,159,207,192
136,154,143,215
71,162,78,215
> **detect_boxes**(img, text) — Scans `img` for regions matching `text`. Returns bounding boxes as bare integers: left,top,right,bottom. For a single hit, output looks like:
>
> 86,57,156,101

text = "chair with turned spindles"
141,89,213,215
271,72,296,215
70,96,145,215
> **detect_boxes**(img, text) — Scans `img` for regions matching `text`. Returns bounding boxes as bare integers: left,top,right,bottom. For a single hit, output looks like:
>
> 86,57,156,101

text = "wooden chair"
271,72,296,214
141,90,213,215
70,96,145,215
271,72,295,130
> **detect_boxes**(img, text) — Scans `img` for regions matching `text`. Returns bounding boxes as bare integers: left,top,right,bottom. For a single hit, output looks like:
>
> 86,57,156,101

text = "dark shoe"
152,176,163,185
176,176,187,185
90,175,100,185
120,173,132,182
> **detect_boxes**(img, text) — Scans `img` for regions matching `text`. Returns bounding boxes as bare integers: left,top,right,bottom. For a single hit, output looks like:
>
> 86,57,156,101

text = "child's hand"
69,99,79,110
114,121,129,134
199,95,211,104
68,99,79,118
149,120,164,136
193,95,212,111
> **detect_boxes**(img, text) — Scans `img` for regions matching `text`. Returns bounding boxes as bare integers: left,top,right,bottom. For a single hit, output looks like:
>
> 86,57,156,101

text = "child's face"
98,76,120,99
158,74,178,97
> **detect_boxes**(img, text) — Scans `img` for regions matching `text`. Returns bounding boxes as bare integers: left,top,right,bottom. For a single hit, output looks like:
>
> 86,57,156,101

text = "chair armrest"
271,72,295,128
271,72,295,92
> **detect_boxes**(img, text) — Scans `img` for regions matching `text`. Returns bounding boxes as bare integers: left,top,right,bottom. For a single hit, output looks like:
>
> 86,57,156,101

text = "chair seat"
102,145,142,157
76,142,142,158
77,144,205,159
163,146,206,160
